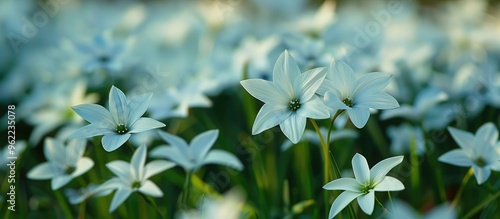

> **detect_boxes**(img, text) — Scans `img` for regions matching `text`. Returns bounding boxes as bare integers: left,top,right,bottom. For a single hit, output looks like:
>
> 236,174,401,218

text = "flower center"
360,183,375,194
342,98,353,107
116,123,128,134
132,181,141,189
99,55,110,63
64,166,76,175
288,98,301,111
475,157,486,167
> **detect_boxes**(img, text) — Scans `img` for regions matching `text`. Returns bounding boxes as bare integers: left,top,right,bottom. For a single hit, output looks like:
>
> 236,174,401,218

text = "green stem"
54,189,73,219
452,168,473,207
309,119,332,183
140,193,166,219
375,196,386,212
463,191,500,219
326,110,344,148
409,134,421,207
78,201,86,219
387,192,395,213
182,171,193,209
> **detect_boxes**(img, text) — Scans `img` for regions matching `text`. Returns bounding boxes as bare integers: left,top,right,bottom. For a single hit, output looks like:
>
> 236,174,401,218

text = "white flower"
386,199,457,219
150,130,243,172
387,123,425,155
176,188,245,219
320,59,399,128
99,145,176,212
240,50,330,143
69,86,165,152
65,183,113,205
27,138,94,190
438,122,500,184
323,153,404,218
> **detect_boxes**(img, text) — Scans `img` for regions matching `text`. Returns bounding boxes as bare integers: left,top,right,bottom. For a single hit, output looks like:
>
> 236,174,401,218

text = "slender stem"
54,190,74,219
78,201,86,219
182,171,193,209
309,119,331,183
326,110,344,148
387,192,395,213
140,193,166,219
375,196,387,214
452,168,474,207
463,191,500,219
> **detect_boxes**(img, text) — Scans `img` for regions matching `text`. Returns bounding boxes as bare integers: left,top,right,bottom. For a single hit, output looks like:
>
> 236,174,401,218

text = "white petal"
200,150,244,171
252,103,290,135
144,160,176,179
129,118,165,133
357,191,375,215
127,93,152,124
473,165,491,185
476,122,498,145
149,146,193,171
355,92,399,110
447,127,475,150
328,191,362,219
106,161,133,182
380,105,416,121
109,86,129,125
324,91,349,110
273,50,302,97
353,72,391,95
323,178,360,192
139,180,163,197
329,58,356,97
280,113,306,144
27,163,59,180
352,153,370,184
71,157,94,178
295,67,327,102
131,145,147,180
52,175,73,190
240,79,288,104
374,176,405,191
72,104,115,127
317,78,336,96
370,155,404,184
44,138,67,165
66,139,87,163
346,108,370,129
438,149,473,167
109,188,132,213
157,131,190,159
68,124,115,139
102,133,131,152
191,130,218,161
298,95,330,119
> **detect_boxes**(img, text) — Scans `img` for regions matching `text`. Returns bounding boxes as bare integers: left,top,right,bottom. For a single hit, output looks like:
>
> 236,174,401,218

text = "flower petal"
476,122,498,145
447,127,474,150
298,95,330,119
131,145,147,180
370,155,404,184
44,138,67,165
68,124,115,139
355,92,399,110
273,50,302,97
191,129,218,161
72,104,115,127
102,133,131,152
149,146,194,171
27,163,59,180
127,93,153,125
380,105,416,121
473,165,491,185
106,161,133,182
252,103,290,135
323,178,360,192
144,160,176,179
109,86,129,125
346,108,370,128
52,175,74,190
352,153,370,184
280,113,307,144
374,176,405,191
438,149,473,167
328,191,362,219
157,131,190,159
139,180,163,197
240,79,288,104
353,72,391,95
109,188,132,213
71,157,94,178
324,91,349,110
296,67,327,102
329,58,356,97
129,117,165,133
200,150,244,171
357,191,375,215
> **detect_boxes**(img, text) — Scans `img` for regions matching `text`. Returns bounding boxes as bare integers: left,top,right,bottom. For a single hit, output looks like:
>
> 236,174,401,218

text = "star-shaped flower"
240,50,330,143
319,59,399,128
99,145,176,212
69,86,165,152
438,122,500,184
150,130,243,172
27,138,94,190
323,153,404,218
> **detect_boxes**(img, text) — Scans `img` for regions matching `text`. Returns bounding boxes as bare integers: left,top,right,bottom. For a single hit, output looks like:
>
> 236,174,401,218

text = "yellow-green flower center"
360,183,375,194
132,181,141,189
289,98,301,111
475,157,486,167
116,123,128,134
65,166,76,175
343,98,353,107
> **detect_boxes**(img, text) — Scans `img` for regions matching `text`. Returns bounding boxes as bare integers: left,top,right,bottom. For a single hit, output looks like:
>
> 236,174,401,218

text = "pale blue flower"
99,145,175,212
65,183,113,205
320,59,399,128
385,199,457,219
438,122,500,184
240,50,330,143
387,124,425,155
150,130,243,172
27,138,94,190
177,188,245,219
323,153,404,218
69,86,165,152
